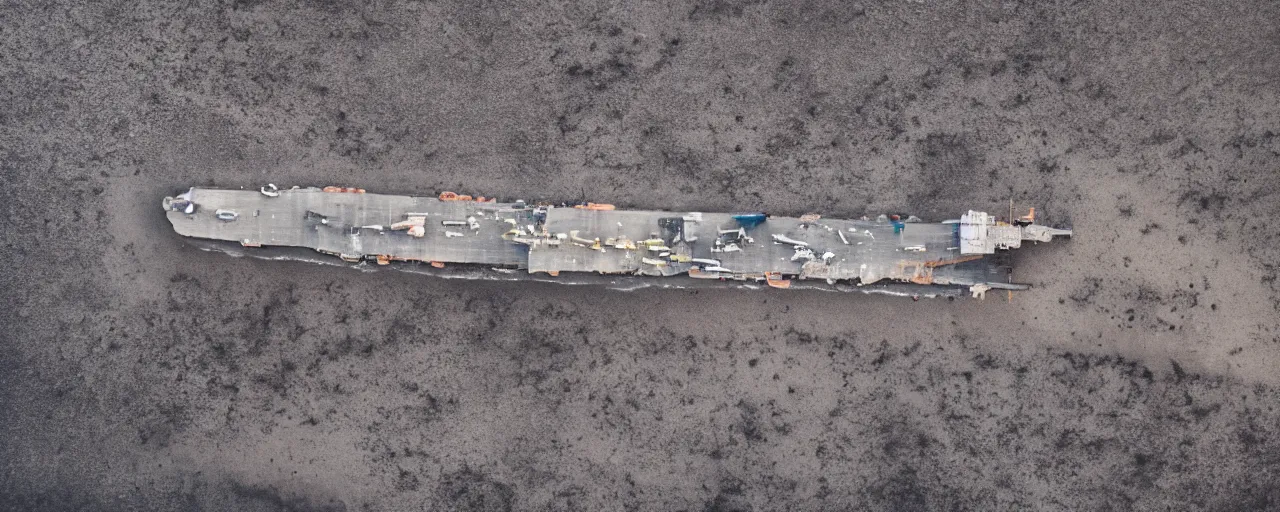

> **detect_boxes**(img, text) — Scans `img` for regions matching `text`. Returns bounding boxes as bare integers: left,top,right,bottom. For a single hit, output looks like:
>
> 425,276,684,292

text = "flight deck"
164,186,1072,296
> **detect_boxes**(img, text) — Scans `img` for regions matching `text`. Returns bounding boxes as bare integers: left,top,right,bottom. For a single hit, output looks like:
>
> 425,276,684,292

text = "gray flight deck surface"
528,208,967,284
166,188,531,266
165,187,1062,289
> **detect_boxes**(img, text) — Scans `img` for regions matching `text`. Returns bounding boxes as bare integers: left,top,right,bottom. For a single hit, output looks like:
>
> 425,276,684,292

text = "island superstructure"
163,186,1071,297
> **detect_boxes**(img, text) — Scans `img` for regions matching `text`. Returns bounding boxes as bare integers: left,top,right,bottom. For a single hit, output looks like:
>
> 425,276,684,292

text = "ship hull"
164,187,1069,297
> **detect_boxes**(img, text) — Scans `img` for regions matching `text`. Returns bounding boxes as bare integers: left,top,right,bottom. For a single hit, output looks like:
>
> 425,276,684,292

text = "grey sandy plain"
2,1,1279,511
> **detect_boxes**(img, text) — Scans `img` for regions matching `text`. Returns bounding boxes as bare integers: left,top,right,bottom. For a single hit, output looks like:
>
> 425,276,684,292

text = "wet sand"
3,1,1279,510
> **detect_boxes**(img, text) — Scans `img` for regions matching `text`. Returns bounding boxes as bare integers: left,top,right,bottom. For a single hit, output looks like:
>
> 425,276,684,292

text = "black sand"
3,1,1280,510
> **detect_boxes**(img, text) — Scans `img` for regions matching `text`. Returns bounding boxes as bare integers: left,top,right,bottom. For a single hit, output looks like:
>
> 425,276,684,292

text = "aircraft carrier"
162,185,1072,298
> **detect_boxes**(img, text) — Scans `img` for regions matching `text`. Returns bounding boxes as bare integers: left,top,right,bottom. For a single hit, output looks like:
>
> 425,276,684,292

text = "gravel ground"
3,1,1280,510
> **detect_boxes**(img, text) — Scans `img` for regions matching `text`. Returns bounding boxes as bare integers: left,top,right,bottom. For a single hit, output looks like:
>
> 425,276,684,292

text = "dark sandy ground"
3,1,1280,510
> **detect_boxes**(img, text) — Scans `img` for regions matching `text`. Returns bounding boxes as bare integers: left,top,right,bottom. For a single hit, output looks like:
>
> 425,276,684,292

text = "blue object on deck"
892,221,905,234
733,213,767,229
